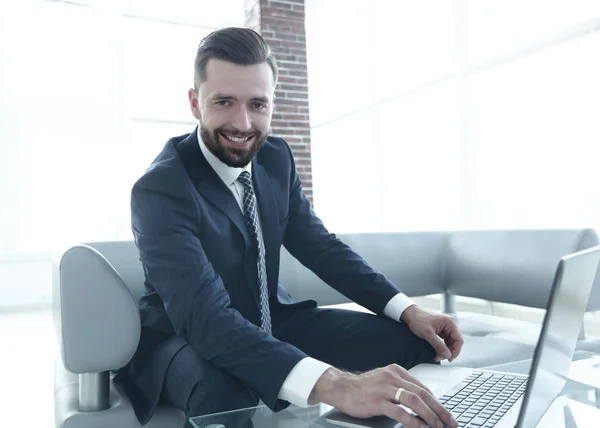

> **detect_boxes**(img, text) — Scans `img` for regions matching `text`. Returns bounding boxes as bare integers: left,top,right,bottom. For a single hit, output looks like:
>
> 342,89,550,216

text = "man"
119,27,463,428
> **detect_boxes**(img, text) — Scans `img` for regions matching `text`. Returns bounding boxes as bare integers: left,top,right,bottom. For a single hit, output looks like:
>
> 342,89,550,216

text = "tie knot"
237,171,252,189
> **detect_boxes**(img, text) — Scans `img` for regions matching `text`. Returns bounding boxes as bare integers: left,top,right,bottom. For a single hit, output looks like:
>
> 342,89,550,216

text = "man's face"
188,58,275,168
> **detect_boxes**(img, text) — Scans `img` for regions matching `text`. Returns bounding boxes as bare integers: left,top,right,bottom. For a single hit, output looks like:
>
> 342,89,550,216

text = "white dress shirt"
197,129,416,406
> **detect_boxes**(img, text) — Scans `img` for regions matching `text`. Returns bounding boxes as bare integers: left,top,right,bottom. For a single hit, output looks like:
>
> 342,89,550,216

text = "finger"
389,388,443,428
380,400,426,428
382,367,453,427
393,366,433,395
427,333,451,361
441,323,464,362
400,382,458,428
448,336,464,362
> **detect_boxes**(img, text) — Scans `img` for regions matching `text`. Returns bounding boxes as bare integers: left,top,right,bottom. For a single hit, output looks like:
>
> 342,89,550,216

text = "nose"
231,106,251,132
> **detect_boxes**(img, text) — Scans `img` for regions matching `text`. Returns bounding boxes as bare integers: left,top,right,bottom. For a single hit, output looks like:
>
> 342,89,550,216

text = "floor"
1,309,56,427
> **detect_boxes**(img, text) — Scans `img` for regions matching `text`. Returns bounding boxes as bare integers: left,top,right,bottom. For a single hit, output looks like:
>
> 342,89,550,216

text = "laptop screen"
518,246,600,427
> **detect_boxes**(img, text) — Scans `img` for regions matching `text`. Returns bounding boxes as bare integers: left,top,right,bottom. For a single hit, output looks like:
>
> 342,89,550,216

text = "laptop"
327,245,600,428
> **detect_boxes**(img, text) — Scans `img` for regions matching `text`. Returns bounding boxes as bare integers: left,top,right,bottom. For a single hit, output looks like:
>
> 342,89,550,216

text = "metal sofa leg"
79,372,110,412
442,293,457,317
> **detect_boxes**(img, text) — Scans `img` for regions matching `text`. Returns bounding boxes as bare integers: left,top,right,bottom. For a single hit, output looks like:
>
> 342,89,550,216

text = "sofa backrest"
60,228,600,348
56,229,600,373
279,232,448,305
280,228,600,311
445,229,600,310
87,229,599,311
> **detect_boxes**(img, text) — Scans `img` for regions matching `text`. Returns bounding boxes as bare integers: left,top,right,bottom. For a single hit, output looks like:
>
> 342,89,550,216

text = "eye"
215,100,232,106
252,102,267,110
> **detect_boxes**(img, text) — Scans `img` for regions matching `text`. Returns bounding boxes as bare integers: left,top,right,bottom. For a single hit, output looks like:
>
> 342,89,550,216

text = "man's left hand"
401,306,464,363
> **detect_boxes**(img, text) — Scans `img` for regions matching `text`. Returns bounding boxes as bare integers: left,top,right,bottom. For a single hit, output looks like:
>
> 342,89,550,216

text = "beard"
200,124,268,168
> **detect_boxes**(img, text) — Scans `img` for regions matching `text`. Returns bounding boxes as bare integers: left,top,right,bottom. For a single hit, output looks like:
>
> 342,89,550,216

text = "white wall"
0,0,245,309
0,261,53,309
305,0,600,330
305,0,600,234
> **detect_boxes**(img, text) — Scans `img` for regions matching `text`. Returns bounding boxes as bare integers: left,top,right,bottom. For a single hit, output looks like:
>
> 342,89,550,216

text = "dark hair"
193,27,278,91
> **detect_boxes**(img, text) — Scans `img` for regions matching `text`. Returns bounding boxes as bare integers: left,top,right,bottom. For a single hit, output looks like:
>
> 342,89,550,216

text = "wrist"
400,304,419,325
308,367,352,405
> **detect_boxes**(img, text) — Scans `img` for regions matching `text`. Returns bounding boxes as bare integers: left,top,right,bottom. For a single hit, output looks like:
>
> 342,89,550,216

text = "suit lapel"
178,131,280,306
178,131,251,248
252,160,279,291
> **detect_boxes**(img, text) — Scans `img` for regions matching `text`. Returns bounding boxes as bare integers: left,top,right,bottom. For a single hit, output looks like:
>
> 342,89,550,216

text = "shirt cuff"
384,293,416,322
278,357,332,407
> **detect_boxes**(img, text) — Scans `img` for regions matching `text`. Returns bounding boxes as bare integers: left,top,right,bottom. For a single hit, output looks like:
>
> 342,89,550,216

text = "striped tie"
237,171,272,334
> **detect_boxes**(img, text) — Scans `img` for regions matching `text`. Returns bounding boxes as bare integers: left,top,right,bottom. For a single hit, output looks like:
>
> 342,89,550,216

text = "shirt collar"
197,127,252,187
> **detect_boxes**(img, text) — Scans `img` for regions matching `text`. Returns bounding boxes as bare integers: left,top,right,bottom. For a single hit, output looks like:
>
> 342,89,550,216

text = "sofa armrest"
54,244,141,374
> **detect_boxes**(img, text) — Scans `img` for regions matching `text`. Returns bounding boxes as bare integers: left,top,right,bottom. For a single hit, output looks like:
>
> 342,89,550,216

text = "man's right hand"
309,365,457,428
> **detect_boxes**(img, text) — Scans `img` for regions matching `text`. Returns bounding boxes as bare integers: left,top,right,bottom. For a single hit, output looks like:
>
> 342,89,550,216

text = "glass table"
190,351,600,428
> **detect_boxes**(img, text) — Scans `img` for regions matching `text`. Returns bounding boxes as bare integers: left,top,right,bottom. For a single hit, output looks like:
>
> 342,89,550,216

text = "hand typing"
309,364,457,428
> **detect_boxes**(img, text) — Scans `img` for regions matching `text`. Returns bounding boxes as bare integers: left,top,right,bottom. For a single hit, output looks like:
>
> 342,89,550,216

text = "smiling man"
195,59,271,167
118,28,462,428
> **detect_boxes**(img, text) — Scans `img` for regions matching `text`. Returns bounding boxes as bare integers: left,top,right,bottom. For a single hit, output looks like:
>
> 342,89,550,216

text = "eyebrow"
212,93,270,103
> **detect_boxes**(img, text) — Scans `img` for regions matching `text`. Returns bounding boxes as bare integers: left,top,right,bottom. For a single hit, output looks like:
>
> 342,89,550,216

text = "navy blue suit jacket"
119,130,401,423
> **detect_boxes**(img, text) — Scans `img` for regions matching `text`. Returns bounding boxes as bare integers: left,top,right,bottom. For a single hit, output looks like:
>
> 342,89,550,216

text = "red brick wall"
245,0,313,204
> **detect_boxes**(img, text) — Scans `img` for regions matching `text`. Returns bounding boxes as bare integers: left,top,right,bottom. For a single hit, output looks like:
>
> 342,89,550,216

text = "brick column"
245,0,313,204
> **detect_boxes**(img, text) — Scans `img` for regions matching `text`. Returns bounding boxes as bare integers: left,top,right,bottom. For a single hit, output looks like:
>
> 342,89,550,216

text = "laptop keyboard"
438,371,528,427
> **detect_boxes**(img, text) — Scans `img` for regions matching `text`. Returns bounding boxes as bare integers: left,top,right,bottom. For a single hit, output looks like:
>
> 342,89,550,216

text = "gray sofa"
53,228,600,428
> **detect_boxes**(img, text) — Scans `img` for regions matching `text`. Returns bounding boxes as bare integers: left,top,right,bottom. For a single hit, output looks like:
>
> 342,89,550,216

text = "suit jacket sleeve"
281,142,401,315
131,167,307,409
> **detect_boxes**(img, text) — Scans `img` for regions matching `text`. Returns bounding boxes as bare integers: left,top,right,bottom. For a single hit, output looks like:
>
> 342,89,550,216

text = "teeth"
222,133,251,144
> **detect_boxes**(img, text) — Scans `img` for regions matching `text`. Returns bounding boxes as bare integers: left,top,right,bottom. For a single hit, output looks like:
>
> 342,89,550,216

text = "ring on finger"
394,387,405,404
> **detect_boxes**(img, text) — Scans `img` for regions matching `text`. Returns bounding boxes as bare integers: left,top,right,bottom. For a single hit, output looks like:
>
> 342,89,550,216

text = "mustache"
215,128,260,138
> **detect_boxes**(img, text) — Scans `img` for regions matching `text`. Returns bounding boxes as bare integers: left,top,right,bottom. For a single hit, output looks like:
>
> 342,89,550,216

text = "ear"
188,88,201,121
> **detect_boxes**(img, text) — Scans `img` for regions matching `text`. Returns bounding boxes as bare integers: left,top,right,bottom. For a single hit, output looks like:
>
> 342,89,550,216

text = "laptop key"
469,416,489,426
444,381,471,397
458,415,473,424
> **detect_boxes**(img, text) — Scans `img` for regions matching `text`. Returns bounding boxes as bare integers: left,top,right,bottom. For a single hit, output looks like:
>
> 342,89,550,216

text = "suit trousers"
162,307,437,424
